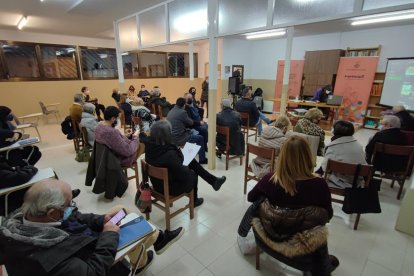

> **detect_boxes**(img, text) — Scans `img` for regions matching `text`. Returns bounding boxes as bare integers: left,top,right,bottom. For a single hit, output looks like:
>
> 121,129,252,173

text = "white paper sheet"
181,142,201,166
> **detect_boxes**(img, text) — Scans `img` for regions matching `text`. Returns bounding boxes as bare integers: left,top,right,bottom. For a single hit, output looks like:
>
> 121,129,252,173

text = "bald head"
22,179,72,218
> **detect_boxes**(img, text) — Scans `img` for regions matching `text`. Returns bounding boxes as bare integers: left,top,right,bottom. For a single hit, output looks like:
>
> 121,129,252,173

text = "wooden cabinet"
302,49,345,97
363,72,386,129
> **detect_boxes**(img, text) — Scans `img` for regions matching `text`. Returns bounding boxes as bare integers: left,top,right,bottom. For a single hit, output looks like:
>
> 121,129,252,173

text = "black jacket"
0,121,14,147
216,108,245,155
365,128,408,172
0,211,123,276
235,98,260,126
395,110,414,131
144,138,196,196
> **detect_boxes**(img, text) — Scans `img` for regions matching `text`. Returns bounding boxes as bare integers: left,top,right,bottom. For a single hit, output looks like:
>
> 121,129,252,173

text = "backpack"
61,116,75,140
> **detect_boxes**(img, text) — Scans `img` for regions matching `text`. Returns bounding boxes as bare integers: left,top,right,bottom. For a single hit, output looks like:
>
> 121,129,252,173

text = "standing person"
248,136,338,276
167,98,207,164
201,77,209,117
81,86,105,121
143,120,226,207
294,108,326,156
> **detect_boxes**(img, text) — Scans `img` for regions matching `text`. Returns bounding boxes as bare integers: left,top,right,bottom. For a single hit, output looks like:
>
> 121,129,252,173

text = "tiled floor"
4,123,414,276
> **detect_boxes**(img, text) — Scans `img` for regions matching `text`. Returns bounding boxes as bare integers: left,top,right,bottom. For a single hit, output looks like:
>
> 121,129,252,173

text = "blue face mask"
62,206,76,221
6,114,13,121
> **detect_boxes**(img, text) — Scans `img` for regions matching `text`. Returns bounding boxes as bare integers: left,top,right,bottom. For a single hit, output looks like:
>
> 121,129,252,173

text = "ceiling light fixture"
17,16,28,30
245,29,286,40
351,9,414,26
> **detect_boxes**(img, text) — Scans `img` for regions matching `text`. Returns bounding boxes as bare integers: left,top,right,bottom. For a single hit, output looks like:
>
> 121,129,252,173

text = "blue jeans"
194,124,208,145
256,112,272,135
189,134,206,162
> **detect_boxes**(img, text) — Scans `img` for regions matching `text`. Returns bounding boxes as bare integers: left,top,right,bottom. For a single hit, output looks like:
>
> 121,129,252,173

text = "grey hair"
274,115,290,129
392,105,406,113
382,115,401,128
83,103,95,114
22,186,66,217
222,98,232,108
150,120,172,145
74,93,84,103
152,87,161,97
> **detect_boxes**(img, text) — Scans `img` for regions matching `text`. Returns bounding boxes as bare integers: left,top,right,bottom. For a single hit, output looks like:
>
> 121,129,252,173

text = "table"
0,137,40,153
0,168,56,215
115,213,157,262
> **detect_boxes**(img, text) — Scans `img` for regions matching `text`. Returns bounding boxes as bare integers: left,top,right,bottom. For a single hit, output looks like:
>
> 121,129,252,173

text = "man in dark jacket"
216,99,245,156
146,87,172,117
393,105,414,131
365,115,409,172
185,93,208,150
167,97,207,164
0,179,183,276
235,88,273,136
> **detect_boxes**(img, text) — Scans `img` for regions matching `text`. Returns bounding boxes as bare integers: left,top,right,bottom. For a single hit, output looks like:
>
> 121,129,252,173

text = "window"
168,53,198,77
139,52,167,77
80,47,117,79
122,52,140,79
40,45,78,79
1,42,40,79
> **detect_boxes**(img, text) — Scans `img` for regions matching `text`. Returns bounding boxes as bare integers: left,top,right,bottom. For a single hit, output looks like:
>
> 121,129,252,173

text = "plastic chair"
39,101,60,123
216,125,243,170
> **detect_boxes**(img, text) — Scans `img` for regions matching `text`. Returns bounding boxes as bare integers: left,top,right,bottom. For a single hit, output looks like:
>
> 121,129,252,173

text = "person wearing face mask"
184,93,208,151
0,179,184,276
311,85,333,103
94,106,139,167
81,86,105,121
294,108,326,156
137,84,150,98
0,106,42,166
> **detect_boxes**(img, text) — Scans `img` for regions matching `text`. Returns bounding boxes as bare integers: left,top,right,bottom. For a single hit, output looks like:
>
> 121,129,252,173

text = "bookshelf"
345,45,381,57
363,72,386,129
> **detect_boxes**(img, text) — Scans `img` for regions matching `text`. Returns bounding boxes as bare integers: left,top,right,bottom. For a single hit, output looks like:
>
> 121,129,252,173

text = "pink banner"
274,60,304,112
334,57,379,123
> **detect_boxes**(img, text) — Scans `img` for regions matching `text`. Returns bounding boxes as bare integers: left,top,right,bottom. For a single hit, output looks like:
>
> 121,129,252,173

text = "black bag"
134,162,152,214
342,164,381,214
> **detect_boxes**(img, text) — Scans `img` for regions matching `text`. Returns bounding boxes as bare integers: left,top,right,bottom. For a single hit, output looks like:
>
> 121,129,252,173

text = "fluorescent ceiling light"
173,9,207,34
17,16,27,30
245,29,286,40
121,52,129,56
351,9,414,26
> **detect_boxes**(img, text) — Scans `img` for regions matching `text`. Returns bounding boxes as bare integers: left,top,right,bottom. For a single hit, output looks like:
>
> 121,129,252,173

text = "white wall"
222,24,414,80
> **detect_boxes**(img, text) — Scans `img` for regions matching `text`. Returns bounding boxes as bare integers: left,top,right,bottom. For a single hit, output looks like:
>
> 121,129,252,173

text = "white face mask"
325,90,331,94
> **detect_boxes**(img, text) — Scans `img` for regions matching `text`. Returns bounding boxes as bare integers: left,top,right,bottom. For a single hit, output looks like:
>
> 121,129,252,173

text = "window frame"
79,46,119,80
138,50,169,78
167,52,198,78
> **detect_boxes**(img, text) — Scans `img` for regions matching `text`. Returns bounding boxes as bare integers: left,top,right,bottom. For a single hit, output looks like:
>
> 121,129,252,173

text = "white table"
115,213,157,262
0,168,56,215
0,137,40,153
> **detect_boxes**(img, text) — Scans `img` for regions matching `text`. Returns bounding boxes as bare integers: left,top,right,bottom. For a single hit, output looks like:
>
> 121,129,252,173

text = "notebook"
117,216,153,250
18,137,39,146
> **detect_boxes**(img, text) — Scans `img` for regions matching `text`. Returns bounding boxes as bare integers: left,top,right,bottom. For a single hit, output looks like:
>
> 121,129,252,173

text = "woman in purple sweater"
95,106,139,167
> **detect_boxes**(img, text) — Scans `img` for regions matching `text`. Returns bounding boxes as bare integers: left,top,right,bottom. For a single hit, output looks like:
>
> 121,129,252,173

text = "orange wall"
0,78,223,120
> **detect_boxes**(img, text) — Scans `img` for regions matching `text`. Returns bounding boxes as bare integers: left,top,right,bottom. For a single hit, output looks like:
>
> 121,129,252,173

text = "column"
280,26,294,114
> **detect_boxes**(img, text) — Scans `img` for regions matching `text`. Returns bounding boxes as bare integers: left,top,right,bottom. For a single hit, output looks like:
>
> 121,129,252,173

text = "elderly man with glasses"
0,179,183,276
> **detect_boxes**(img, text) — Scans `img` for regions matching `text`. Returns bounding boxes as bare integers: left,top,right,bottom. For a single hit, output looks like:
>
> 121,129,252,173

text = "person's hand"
103,221,120,233
200,121,205,125
125,129,133,137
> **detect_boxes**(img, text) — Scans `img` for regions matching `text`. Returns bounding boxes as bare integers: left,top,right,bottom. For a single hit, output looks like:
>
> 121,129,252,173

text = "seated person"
143,120,226,207
119,93,133,126
95,106,139,167
311,85,332,103
248,136,338,276
251,115,290,179
147,87,172,117
184,93,208,150
111,89,121,103
0,155,38,216
0,106,41,167
69,93,85,124
294,108,325,156
138,84,150,98
189,86,197,100
167,98,207,164
393,105,414,131
216,98,245,157
81,86,105,121
128,85,136,98
0,179,184,276
318,120,366,188
235,87,273,136
131,98,155,133
365,115,409,172
80,103,99,147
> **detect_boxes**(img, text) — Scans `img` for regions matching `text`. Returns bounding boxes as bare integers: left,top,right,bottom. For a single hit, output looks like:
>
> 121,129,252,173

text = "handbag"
134,162,152,214
342,164,381,214
75,147,90,162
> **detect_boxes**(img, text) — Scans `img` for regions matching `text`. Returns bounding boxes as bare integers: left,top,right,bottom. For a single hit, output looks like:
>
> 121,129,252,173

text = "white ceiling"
0,0,166,39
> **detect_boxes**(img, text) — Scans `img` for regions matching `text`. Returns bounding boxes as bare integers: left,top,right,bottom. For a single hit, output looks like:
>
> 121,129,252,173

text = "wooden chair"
324,159,374,230
119,109,132,134
39,101,60,123
141,159,194,230
244,143,276,194
371,143,414,200
216,125,243,170
80,126,93,151
239,112,258,142
287,132,319,166
121,145,143,188
151,103,164,119
71,117,85,153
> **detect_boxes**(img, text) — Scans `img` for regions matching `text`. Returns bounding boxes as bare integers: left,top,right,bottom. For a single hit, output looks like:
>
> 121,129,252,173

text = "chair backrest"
151,103,157,114
141,159,170,195
287,131,319,164
216,125,230,151
157,105,164,119
246,143,277,175
119,109,126,128
71,117,80,136
372,143,414,175
80,126,90,148
402,130,414,145
239,112,250,127
324,159,373,188
39,101,48,114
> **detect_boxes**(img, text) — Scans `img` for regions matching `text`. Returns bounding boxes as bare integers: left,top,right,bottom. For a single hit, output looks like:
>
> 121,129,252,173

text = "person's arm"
74,211,106,232
105,129,139,158
311,88,322,101
247,173,273,202
181,111,195,127
165,150,194,184
365,134,377,164
49,231,119,276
